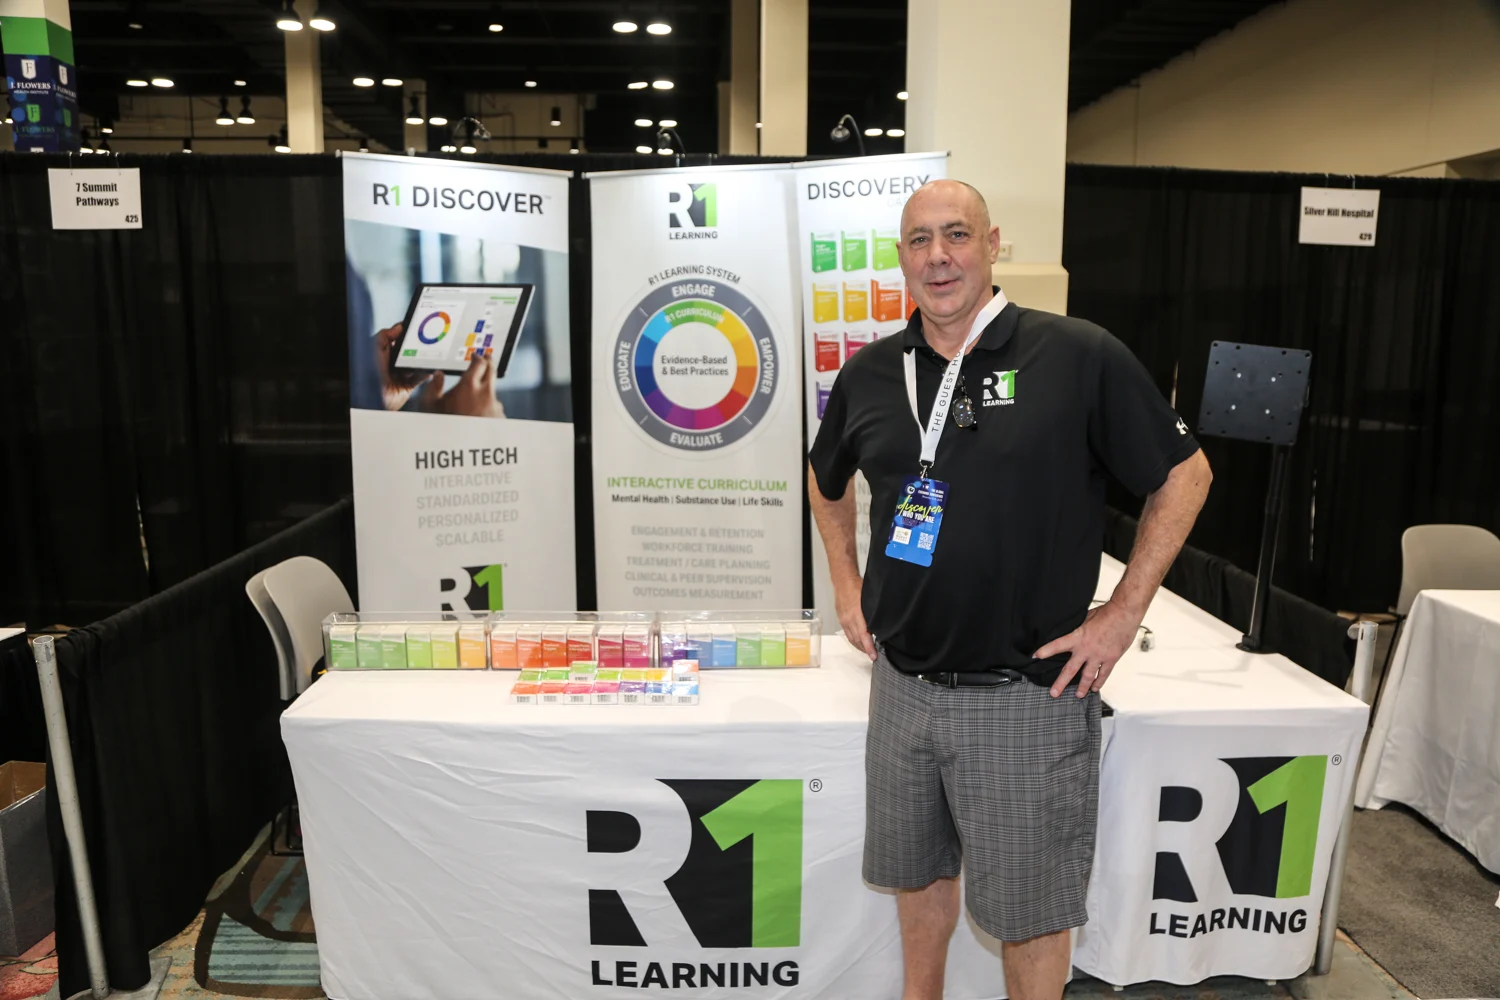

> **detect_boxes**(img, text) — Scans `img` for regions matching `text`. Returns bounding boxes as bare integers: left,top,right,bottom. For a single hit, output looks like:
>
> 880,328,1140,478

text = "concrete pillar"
0,0,78,151
906,0,1071,313
403,79,427,152
759,0,806,156
720,0,759,155
284,0,323,153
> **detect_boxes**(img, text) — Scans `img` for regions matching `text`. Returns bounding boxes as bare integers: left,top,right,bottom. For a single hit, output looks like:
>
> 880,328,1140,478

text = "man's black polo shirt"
809,292,1201,681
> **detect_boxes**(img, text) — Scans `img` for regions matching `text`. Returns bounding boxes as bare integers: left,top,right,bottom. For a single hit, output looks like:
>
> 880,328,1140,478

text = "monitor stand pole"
1238,444,1291,654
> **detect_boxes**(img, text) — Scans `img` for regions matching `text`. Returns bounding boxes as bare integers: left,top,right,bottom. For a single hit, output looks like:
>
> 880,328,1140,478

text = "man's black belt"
913,668,1027,688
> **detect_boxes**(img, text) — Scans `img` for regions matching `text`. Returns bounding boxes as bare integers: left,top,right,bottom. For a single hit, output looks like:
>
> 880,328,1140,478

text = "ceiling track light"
569,143,580,154
524,79,538,88
308,4,335,31
549,105,561,126
182,137,193,153
126,78,148,87
863,127,884,137
645,21,671,35
651,79,673,90
276,0,303,31
382,77,403,87
897,90,909,101
627,81,648,90
658,118,677,128
634,118,652,127
151,77,174,88
829,113,866,156
100,119,114,134
613,20,638,33
272,123,290,152
237,96,255,124
216,96,234,125
488,22,503,32
887,128,906,138
428,115,449,126
352,76,374,87
406,94,424,125
635,144,651,154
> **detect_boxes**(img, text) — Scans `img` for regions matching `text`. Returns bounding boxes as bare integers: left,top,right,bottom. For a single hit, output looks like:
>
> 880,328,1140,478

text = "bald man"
808,180,1212,1000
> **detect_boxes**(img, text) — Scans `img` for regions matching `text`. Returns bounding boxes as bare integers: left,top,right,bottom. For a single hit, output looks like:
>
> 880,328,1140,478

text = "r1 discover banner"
793,153,948,625
343,152,576,610
588,165,803,610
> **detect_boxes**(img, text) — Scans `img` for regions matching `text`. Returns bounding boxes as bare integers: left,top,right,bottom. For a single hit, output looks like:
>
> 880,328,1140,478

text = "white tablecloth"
1355,589,1500,873
282,557,1368,999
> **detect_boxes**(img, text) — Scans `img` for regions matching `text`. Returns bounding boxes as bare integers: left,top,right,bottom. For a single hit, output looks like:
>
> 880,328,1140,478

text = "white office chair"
1396,524,1500,615
246,568,298,701
264,556,355,695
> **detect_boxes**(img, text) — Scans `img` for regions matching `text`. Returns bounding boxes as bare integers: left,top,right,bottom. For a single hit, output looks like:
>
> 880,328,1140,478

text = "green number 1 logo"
693,184,718,227
1247,755,1326,897
700,779,802,947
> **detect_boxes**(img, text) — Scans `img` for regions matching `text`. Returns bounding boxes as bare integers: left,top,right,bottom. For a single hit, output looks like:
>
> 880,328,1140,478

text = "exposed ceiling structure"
61,0,1282,155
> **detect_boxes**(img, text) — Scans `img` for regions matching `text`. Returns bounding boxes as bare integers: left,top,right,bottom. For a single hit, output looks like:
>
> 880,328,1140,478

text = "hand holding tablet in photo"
374,322,438,410
426,351,507,419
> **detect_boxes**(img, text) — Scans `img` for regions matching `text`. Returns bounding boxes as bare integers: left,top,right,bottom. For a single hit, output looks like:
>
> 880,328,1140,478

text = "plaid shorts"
863,653,1102,942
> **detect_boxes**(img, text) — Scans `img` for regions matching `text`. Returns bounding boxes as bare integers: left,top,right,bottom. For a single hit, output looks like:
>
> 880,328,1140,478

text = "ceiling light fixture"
489,23,503,32
613,20,638,33
634,117,652,127
100,120,114,134
428,115,449,126
353,76,375,87
864,127,883,137
755,121,762,128
887,128,906,137
635,144,652,154
216,97,234,125
569,143,580,153
627,80,648,90
460,144,477,154
237,96,255,124
657,147,673,155
897,90,908,101
830,113,866,155
151,77,174,88
440,144,457,152
524,79,538,88
182,138,193,153
310,15,336,31
128,21,143,29
382,77,403,87
358,137,369,152
406,95,424,125
549,106,561,126
646,21,670,35
272,125,290,153
652,80,673,90
276,0,303,31
126,78,148,87
234,79,247,87
658,118,676,127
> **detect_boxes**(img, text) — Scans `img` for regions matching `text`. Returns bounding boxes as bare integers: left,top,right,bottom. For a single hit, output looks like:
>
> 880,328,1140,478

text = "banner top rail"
582,159,802,180
790,150,951,170
337,149,575,178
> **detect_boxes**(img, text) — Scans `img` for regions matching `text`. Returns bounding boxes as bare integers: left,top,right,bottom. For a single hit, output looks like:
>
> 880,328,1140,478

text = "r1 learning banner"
793,153,948,627
343,152,575,611
588,165,803,610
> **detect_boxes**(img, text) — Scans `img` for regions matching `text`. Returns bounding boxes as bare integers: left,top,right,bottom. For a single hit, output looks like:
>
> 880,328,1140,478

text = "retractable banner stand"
793,153,948,627
589,165,803,610
343,152,576,611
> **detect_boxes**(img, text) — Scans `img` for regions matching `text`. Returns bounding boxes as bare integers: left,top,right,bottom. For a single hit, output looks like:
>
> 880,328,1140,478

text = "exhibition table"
1355,589,1500,873
282,558,1368,999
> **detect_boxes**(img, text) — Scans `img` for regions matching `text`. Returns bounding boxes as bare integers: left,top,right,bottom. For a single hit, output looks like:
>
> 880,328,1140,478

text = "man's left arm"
1036,449,1212,697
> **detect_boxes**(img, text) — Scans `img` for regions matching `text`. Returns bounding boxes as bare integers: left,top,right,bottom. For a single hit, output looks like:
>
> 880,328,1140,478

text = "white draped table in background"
282,557,1367,999
1355,589,1500,873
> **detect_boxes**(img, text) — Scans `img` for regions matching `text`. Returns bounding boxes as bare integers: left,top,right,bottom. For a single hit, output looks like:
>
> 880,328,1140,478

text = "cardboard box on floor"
0,761,52,957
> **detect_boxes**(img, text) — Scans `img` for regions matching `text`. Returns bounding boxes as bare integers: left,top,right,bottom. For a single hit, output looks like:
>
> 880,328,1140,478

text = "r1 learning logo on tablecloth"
1149,754,1330,939
585,779,804,989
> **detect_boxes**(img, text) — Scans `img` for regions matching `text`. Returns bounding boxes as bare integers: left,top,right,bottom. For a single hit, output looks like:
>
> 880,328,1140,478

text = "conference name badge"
885,477,947,567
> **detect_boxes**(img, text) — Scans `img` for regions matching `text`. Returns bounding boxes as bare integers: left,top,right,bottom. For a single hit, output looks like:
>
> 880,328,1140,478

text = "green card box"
810,232,838,273
327,626,358,670
381,626,408,669
405,626,432,668
735,629,762,667
841,231,868,271
760,625,786,667
872,227,900,270
356,627,384,669
430,626,459,669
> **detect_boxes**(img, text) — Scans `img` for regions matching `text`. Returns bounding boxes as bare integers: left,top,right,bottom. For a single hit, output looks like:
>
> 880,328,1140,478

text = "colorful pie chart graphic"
417,310,451,344
613,280,779,450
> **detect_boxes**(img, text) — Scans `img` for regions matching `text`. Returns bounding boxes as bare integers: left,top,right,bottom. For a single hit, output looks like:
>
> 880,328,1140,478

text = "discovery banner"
588,164,803,610
793,153,948,624
343,152,576,611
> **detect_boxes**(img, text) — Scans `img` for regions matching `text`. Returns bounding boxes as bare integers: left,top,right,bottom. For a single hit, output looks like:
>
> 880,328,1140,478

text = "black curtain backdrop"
0,152,795,628
1065,164,1500,614
46,497,354,997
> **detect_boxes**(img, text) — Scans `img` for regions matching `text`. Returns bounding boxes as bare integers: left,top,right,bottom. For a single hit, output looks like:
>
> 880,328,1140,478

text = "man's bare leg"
896,877,960,1000
1001,928,1072,1000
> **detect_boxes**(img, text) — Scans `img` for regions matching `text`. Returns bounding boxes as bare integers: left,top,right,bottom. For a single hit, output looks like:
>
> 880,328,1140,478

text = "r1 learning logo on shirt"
980,369,1017,407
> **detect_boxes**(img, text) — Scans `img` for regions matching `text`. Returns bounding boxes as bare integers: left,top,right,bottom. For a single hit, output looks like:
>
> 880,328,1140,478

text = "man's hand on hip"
835,578,877,661
1034,600,1142,698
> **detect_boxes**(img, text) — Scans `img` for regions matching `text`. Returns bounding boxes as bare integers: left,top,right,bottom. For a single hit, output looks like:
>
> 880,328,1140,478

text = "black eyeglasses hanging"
953,373,978,429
